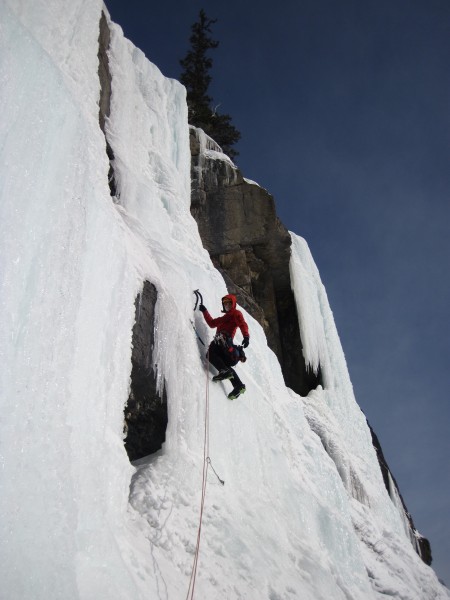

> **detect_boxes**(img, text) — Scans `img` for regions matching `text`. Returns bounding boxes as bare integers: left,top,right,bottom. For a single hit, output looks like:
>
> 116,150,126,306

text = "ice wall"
1,1,448,599
0,1,140,597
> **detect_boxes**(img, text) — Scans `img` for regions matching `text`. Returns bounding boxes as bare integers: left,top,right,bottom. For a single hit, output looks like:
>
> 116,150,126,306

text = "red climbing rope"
185,356,211,600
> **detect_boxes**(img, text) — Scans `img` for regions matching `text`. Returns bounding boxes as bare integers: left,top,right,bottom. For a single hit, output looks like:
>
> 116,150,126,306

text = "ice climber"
199,294,249,400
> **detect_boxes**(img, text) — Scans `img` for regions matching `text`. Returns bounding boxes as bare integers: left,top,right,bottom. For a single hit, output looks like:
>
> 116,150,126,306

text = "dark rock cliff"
188,125,432,566
97,10,117,198
189,126,322,397
369,421,432,565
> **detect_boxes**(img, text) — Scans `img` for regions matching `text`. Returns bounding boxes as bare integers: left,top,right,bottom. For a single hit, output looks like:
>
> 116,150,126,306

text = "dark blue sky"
105,0,450,584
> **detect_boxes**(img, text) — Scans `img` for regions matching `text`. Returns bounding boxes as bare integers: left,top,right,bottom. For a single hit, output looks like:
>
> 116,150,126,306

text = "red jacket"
202,294,249,340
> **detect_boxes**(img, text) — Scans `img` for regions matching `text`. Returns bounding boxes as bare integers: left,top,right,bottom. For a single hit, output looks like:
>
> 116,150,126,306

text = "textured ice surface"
1,2,448,598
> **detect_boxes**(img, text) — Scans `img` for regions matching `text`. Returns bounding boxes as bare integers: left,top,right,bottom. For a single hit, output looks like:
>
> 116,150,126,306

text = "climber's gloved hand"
242,336,249,348
199,304,207,313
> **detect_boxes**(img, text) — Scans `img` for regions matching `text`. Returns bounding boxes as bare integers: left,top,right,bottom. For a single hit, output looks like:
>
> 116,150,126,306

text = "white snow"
243,177,261,187
0,1,448,599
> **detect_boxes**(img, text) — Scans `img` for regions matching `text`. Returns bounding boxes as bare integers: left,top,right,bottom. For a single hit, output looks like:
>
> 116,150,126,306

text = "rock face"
124,281,168,461
369,422,432,565
97,10,116,198
189,126,433,566
190,127,322,397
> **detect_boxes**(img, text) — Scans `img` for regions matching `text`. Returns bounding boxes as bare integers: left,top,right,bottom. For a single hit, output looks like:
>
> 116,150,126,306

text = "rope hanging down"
186,297,224,600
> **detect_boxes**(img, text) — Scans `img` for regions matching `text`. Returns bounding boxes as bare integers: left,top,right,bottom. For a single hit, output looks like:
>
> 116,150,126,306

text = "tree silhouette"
180,9,241,160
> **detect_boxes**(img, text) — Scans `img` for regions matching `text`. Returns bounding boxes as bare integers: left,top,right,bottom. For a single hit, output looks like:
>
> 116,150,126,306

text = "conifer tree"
180,9,241,160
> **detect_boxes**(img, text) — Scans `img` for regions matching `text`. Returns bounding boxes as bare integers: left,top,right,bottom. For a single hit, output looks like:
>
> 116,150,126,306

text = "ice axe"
193,289,203,311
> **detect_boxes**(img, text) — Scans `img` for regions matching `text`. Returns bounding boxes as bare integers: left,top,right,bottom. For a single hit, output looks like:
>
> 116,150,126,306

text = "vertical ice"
0,2,448,599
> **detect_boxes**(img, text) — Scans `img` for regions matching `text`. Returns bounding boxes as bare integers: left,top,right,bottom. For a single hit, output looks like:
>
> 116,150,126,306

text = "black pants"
207,341,244,389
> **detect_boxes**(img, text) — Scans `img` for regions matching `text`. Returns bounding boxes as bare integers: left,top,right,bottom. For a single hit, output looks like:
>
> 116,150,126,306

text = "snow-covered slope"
1,1,448,598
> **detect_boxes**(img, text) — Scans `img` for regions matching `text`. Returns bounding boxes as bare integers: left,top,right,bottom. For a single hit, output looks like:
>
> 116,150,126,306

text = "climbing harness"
186,305,224,600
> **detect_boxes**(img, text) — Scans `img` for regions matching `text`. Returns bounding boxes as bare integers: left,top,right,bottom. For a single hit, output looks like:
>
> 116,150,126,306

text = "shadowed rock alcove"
124,281,168,461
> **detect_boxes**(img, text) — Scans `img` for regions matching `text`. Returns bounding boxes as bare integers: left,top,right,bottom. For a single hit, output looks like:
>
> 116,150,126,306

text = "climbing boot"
212,369,233,382
227,385,246,400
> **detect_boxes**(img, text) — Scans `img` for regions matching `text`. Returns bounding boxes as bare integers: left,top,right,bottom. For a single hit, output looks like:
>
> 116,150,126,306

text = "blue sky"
105,0,450,584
